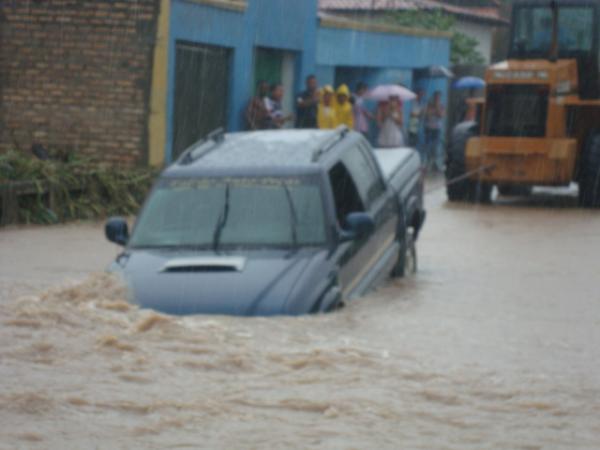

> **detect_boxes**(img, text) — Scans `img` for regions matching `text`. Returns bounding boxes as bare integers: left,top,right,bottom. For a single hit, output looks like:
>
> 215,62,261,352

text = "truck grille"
485,85,548,138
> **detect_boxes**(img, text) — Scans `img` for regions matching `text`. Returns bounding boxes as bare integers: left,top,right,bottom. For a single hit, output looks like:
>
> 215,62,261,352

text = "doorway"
254,47,296,127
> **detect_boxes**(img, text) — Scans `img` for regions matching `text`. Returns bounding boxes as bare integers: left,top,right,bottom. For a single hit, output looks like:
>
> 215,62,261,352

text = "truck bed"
374,147,424,234
374,148,419,180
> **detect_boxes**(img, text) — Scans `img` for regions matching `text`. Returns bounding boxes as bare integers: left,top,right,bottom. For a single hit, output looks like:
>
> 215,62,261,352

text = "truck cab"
105,127,425,316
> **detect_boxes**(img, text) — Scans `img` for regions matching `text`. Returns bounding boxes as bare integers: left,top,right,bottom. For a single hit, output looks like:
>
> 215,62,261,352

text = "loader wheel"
445,122,492,203
497,184,533,197
579,133,600,208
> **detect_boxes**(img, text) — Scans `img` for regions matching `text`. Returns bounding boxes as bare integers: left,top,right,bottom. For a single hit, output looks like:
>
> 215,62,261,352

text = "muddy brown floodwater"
1,186,600,450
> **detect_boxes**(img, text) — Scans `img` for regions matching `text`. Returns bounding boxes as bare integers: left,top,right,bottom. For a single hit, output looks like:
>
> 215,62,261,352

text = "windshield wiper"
283,184,298,247
212,183,230,253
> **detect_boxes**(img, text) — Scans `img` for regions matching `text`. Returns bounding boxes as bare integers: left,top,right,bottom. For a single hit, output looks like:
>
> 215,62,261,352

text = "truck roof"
163,128,354,177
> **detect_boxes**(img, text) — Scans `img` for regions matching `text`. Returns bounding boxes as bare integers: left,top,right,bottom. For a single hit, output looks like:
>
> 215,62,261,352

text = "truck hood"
110,248,330,316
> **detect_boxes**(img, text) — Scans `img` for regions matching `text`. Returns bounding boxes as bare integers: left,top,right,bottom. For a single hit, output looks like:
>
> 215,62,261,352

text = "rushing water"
1,188,600,449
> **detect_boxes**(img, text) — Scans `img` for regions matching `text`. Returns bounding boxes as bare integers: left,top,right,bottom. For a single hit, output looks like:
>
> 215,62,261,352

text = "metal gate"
172,41,231,158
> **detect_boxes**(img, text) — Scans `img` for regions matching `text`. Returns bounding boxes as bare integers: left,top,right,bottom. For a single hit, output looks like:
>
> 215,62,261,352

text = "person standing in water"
317,85,337,129
265,83,293,129
333,84,354,129
424,90,446,171
353,82,374,139
296,75,319,128
245,80,270,130
408,89,425,153
377,96,404,148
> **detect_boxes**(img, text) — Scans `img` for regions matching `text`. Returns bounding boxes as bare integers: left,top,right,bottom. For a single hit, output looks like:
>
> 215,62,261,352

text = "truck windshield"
129,177,327,249
510,5,595,58
485,85,549,137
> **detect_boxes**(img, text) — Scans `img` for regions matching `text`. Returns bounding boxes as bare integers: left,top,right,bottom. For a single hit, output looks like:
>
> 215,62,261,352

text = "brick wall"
0,0,160,166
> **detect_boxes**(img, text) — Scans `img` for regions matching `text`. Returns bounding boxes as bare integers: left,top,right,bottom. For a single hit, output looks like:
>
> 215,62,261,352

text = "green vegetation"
385,10,486,65
0,151,157,225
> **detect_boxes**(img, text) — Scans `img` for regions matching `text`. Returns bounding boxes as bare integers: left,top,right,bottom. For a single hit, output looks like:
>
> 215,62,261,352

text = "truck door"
347,142,400,289
328,143,399,298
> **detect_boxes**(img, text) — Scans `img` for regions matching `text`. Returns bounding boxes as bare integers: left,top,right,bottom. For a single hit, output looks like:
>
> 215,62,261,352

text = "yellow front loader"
446,0,600,207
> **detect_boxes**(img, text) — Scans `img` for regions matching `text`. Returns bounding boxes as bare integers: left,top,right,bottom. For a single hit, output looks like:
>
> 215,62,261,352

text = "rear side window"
341,145,385,206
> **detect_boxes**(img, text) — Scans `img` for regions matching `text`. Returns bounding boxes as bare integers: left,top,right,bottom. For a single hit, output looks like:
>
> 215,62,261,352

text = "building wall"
0,1,453,166
317,26,450,69
455,19,493,64
164,9,450,161
254,0,318,108
0,0,161,165
167,1,246,162
315,23,451,148
164,0,318,162
254,0,316,52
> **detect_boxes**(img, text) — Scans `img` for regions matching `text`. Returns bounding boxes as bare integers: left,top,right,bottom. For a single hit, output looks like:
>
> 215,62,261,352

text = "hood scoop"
160,256,246,273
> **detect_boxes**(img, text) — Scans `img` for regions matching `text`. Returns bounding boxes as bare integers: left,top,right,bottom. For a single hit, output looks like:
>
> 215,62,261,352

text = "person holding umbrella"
453,76,485,122
376,96,404,148
365,84,416,148
453,76,485,90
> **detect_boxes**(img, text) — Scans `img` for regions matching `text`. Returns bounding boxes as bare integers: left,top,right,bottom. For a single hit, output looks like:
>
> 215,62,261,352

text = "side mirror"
340,212,375,242
105,217,129,246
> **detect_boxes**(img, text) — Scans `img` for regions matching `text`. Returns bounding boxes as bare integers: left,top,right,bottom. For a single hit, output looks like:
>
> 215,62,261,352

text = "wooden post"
0,181,50,226
0,184,20,226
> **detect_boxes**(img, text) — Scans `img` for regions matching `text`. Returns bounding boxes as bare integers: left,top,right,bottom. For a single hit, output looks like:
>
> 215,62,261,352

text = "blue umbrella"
453,76,485,90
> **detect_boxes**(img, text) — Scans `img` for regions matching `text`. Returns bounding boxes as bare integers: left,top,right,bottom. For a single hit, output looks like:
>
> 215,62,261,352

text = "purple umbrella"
365,84,417,102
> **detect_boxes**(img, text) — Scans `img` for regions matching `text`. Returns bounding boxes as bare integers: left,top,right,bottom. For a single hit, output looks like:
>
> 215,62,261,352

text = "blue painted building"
154,0,451,164
316,15,451,144
316,16,450,94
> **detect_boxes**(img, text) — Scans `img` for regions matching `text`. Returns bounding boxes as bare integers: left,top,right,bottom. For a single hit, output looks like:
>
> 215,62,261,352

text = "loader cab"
508,0,600,98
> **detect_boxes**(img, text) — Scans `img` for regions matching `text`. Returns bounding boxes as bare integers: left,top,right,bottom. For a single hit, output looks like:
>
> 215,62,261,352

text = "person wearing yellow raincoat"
334,84,354,129
317,85,337,129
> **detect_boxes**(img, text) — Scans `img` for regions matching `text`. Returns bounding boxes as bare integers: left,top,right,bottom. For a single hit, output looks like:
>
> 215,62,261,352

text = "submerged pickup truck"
105,126,425,316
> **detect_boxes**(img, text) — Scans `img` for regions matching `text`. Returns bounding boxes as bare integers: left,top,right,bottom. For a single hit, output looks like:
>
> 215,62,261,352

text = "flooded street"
1,187,600,449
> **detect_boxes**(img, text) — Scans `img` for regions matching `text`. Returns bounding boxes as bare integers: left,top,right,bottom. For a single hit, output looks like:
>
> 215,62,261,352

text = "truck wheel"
497,184,533,197
392,230,417,278
325,299,345,313
445,121,491,203
579,133,600,208
313,287,344,314
471,183,493,204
